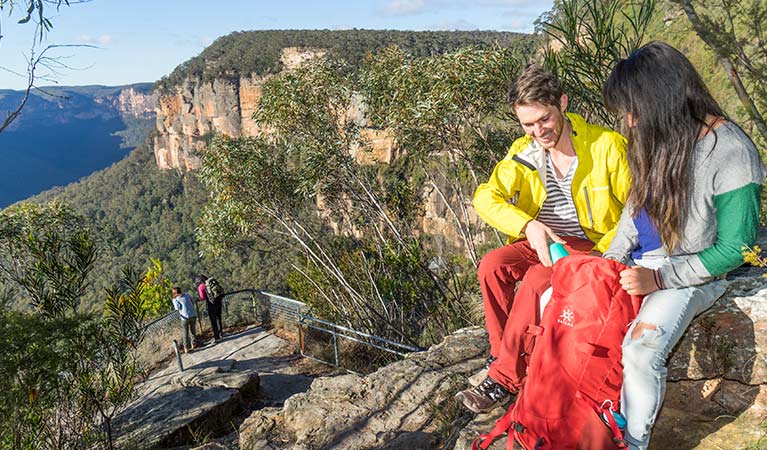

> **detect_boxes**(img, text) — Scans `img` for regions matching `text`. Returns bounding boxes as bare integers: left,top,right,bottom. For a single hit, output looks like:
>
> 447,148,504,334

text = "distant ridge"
0,82,155,207
0,82,153,97
156,29,537,91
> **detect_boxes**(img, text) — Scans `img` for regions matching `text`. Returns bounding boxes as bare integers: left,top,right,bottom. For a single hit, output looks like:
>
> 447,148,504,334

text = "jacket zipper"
583,186,594,227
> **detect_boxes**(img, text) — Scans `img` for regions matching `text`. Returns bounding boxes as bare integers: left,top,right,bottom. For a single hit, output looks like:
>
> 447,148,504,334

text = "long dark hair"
603,41,725,251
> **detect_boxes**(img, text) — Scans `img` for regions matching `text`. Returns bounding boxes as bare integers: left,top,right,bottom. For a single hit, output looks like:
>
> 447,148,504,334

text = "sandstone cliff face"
152,48,334,171
153,76,259,170
94,86,156,119
152,47,397,171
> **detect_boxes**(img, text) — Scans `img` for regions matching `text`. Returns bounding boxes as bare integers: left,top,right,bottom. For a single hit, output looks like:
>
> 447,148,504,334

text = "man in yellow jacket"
455,65,630,413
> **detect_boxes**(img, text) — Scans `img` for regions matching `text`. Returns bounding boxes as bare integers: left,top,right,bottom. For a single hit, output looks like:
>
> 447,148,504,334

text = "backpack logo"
557,308,575,327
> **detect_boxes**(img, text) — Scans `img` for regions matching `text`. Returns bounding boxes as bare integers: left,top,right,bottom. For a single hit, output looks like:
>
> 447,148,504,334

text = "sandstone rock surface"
113,326,313,449
239,328,487,450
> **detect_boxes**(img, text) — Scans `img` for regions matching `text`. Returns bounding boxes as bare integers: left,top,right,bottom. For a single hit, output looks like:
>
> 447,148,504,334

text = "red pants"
478,236,595,390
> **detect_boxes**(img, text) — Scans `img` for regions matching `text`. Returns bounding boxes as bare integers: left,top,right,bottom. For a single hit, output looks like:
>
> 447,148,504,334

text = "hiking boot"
468,356,496,387
455,376,513,414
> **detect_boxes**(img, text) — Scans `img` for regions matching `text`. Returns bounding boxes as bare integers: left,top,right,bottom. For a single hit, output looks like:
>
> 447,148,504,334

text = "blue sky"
0,0,553,90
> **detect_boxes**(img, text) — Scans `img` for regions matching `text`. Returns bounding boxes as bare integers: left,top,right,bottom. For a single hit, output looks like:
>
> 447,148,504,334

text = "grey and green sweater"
603,122,766,288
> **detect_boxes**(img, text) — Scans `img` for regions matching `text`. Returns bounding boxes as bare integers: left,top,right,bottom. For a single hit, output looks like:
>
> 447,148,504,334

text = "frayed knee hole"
630,321,658,341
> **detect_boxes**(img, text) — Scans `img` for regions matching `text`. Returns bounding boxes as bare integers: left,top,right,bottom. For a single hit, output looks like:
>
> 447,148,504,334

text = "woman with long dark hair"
602,41,764,449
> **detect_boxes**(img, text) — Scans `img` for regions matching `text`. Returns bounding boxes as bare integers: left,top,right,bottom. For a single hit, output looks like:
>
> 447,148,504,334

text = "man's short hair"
172,287,181,295
508,65,563,109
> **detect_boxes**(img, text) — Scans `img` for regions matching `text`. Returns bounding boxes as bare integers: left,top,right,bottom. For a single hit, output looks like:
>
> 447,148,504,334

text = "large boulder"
113,367,259,449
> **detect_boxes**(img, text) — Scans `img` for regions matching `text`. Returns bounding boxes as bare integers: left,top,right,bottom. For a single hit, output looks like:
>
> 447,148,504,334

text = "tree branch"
679,0,767,143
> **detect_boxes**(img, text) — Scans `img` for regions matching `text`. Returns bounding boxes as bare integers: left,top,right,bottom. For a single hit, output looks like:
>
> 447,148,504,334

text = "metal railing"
298,314,421,374
136,288,420,374
260,291,308,324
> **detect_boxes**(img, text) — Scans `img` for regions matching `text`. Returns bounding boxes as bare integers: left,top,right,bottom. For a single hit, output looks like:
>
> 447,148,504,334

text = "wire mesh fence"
138,309,184,369
297,315,422,374
135,289,420,374
136,290,264,369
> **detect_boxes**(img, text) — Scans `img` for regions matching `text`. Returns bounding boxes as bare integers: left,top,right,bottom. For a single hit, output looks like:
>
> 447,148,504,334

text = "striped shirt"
537,152,587,239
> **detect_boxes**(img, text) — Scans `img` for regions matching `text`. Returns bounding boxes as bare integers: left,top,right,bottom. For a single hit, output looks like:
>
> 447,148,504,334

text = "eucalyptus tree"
359,46,524,264
196,51,519,346
674,0,767,146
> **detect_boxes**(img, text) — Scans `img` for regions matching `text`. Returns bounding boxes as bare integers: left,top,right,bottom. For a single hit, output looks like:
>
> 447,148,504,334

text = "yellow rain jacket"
473,113,630,253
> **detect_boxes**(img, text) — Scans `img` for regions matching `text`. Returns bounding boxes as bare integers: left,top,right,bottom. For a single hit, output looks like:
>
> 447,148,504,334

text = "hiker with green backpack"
196,274,225,342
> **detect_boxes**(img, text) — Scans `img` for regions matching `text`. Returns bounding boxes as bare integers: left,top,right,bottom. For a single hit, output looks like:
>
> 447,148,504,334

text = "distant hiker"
196,274,224,342
456,64,630,413
171,287,197,353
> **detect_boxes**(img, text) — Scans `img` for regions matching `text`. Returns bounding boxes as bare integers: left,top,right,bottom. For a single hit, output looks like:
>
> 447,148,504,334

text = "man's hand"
619,267,658,296
523,219,565,267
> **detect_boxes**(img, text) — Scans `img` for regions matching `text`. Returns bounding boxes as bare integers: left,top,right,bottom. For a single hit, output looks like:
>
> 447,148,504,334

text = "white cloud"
77,35,113,46
381,0,427,16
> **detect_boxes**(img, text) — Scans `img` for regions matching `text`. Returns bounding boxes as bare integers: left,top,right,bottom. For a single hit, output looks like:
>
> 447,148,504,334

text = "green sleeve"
698,183,763,277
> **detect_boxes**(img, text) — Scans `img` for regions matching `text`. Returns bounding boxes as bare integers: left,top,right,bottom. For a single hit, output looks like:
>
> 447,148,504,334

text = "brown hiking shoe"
455,376,514,414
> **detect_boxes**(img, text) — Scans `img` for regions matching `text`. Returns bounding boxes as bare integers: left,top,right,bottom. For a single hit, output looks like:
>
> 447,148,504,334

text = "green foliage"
0,203,147,449
255,56,359,202
0,202,97,316
155,29,538,93
0,311,96,448
539,0,657,126
359,46,525,258
360,45,521,176
285,238,474,348
137,257,173,318
198,45,525,345
113,116,156,149
196,134,307,257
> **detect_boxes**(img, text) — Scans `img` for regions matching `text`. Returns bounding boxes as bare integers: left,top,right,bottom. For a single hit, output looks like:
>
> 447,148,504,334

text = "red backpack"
475,256,643,450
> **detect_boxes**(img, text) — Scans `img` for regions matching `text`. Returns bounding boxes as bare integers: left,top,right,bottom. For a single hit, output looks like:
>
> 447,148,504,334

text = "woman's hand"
619,267,659,296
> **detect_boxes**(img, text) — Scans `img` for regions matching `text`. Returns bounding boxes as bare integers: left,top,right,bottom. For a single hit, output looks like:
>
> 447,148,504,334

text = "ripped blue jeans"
621,258,728,450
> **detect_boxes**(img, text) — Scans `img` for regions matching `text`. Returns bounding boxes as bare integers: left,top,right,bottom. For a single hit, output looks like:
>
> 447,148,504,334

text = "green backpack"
205,277,225,300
